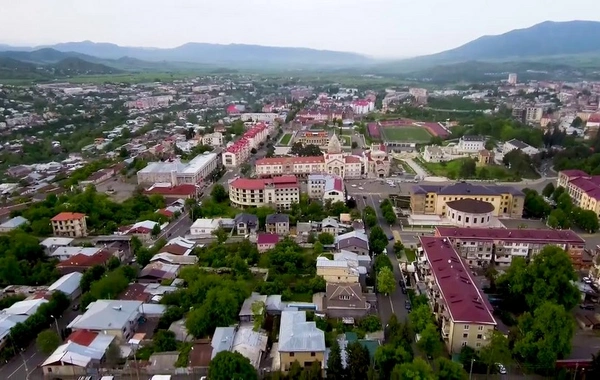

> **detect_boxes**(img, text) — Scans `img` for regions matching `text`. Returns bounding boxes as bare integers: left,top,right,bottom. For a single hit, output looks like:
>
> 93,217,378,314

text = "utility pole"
469,358,475,380
50,315,61,338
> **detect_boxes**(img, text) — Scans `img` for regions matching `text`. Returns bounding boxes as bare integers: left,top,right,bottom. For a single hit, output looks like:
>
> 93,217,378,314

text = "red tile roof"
420,236,496,325
119,283,152,302
230,176,299,191
67,330,98,346
588,113,600,123
344,156,361,164
256,156,325,166
51,212,86,222
257,233,280,245
435,227,585,244
158,209,174,218
57,250,112,269
144,184,198,196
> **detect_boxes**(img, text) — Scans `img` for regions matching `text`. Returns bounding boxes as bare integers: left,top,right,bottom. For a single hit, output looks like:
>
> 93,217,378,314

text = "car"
72,304,80,311
401,287,407,294
351,184,357,188
388,235,394,241
580,304,595,310
358,187,364,190
405,300,411,310
583,276,593,284
496,363,507,375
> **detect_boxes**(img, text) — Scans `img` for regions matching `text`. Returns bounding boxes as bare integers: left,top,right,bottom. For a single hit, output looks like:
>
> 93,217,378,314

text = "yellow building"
316,257,360,283
477,149,493,166
410,182,524,218
297,130,330,146
228,176,300,210
417,237,497,354
51,212,88,237
557,170,600,217
278,310,326,371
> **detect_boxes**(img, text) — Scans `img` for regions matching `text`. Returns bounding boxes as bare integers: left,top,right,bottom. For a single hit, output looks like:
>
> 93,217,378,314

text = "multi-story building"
307,174,345,203
557,170,600,217
316,256,360,283
125,95,173,109
502,139,539,156
137,153,219,186
365,144,391,178
51,212,88,237
278,310,325,372
457,135,486,153
229,175,300,210
297,130,330,147
507,73,518,85
222,123,274,168
351,99,375,115
410,182,524,218
240,113,280,123
435,226,586,268
201,132,224,147
525,106,543,123
417,237,496,354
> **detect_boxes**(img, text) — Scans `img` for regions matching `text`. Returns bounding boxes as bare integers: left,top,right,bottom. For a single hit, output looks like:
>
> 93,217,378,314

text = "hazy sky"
1,0,598,58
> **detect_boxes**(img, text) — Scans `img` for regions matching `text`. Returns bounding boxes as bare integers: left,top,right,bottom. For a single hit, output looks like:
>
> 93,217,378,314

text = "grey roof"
321,217,339,228
412,182,524,197
266,213,289,224
0,216,28,228
461,135,485,141
279,310,326,352
211,327,236,359
67,300,142,330
506,139,531,150
234,213,258,227
239,293,268,317
48,272,83,295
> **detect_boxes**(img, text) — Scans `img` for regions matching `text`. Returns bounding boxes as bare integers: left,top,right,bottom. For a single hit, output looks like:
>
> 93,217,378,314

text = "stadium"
368,119,450,151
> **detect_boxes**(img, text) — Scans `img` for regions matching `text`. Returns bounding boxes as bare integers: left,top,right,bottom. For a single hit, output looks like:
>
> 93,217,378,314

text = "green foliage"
0,230,59,286
36,329,61,354
251,301,265,331
416,323,443,357
363,206,377,228
208,351,258,380
347,341,371,380
458,157,477,179
327,340,346,380
358,315,382,333
572,207,600,233
434,357,468,380
479,330,511,375
153,330,178,352
82,266,131,309
369,225,388,255
0,294,26,310
374,254,393,272
408,304,435,334
377,267,396,295
391,357,435,380
522,189,551,218
186,286,245,338
380,198,397,225
318,232,335,245
375,344,413,380
290,142,322,157
542,183,555,198
211,184,229,203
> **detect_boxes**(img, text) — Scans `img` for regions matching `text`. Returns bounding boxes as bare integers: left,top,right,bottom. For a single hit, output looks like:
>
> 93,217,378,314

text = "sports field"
381,126,432,142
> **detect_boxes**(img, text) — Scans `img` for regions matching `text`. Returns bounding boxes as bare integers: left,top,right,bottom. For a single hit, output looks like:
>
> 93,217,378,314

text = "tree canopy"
377,267,396,295
208,351,258,380
369,226,388,255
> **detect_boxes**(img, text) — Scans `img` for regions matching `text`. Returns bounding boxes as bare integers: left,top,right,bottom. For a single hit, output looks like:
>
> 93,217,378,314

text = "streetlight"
50,315,61,338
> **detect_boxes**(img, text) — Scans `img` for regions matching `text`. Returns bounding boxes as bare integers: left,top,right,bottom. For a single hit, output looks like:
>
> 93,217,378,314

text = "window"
476,343,481,347
477,334,483,340
462,342,468,347
478,326,484,331
290,353,295,357
464,325,469,330
463,333,468,338
458,215,462,221
311,352,316,357
339,295,350,300
466,217,470,223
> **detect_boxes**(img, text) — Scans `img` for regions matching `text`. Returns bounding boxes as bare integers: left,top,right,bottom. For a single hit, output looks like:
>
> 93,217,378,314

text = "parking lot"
96,177,138,202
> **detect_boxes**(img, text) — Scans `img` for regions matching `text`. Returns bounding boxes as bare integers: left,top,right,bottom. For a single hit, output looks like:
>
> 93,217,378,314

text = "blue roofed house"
234,213,259,236
0,216,28,233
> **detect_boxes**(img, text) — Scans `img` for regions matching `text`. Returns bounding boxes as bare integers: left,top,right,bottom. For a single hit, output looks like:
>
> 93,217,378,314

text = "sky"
1,0,598,58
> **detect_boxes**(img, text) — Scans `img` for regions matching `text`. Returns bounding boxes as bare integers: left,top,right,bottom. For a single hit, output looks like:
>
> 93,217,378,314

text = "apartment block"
435,226,586,269
557,170,600,217
51,212,88,237
417,237,496,354
229,175,300,210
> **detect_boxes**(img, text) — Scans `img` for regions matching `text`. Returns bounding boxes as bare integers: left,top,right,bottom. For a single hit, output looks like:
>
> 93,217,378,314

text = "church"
255,134,391,179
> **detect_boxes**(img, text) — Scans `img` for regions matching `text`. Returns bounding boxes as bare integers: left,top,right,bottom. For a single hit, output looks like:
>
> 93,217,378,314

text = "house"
0,314,27,349
503,139,539,156
211,325,268,370
51,212,88,237
138,262,180,283
239,293,268,323
478,149,493,166
234,213,259,236
150,253,197,266
67,300,145,342
316,257,360,284
56,250,113,274
41,331,115,378
336,231,369,255
3,298,49,316
422,145,444,163
80,167,115,186
257,233,280,252
323,283,369,318
321,217,340,236
0,216,28,233
278,310,326,371
334,250,372,272
119,220,161,241
48,272,83,300
266,214,290,235
49,246,102,262
40,237,74,254
190,218,221,236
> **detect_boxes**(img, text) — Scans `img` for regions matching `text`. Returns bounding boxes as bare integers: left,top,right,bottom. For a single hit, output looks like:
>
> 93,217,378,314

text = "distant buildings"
125,95,173,109
229,175,300,210
51,212,88,237
201,132,224,147
137,153,219,186
350,99,375,115
558,169,600,217
222,123,274,168
507,73,518,85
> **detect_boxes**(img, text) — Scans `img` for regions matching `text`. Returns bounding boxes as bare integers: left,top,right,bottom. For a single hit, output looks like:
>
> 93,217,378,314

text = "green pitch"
381,126,432,142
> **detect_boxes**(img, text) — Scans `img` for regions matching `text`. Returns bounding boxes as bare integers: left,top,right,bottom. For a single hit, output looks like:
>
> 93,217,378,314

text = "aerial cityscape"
2,3,600,380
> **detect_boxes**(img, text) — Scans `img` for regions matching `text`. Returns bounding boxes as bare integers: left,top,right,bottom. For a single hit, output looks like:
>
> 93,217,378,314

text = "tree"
556,192,573,213
151,223,161,237
212,227,229,244
393,242,405,257
547,208,570,229
358,315,382,333
153,329,178,352
314,241,324,255
251,301,265,331
572,208,600,233
417,323,443,357
522,189,551,218
211,184,228,203
327,340,346,380
105,342,122,368
347,342,371,380
36,329,60,354
377,267,396,295
542,183,555,198
552,186,566,202
458,158,477,178
301,360,324,380
391,358,435,380
479,330,511,376
375,344,412,380
208,351,258,380
369,225,388,255
514,302,575,369
409,304,434,334
318,232,335,245
434,357,468,380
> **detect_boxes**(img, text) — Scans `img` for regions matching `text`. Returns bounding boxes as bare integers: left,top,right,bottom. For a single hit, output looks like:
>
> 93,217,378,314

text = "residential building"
56,250,113,274
190,218,221,236
3,298,48,316
222,123,273,168
435,226,586,268
211,325,268,370
239,293,268,323
67,300,147,341
139,262,180,283
201,132,224,147
40,237,74,254
316,257,360,284
307,174,345,202
48,272,83,300
80,167,115,186
229,175,300,210
297,130,330,147
478,150,493,166
159,236,196,256
323,283,369,318
502,139,539,156
144,183,200,200
351,99,375,115
257,233,280,252
0,216,28,233
417,237,496,354
321,217,340,236
137,153,218,186
335,231,369,255
557,170,600,217
266,214,290,235
0,314,27,349
525,106,543,123
48,247,102,262
278,310,326,371
457,136,486,153
240,113,280,123
410,182,524,218
118,220,161,241
422,146,444,163
51,212,88,237
507,73,517,85
234,213,259,235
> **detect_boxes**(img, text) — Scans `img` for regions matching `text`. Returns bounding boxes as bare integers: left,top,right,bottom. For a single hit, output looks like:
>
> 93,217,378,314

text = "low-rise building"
229,175,300,210
323,283,369,318
336,231,369,255
190,218,221,236
422,145,445,163
417,236,496,354
234,213,259,236
257,233,279,252
502,139,539,156
51,212,88,237
201,132,224,147
266,214,290,235
137,153,218,186
316,256,360,284
48,272,83,300
0,216,28,233
307,174,345,203
321,217,340,236
278,310,325,371
457,135,486,153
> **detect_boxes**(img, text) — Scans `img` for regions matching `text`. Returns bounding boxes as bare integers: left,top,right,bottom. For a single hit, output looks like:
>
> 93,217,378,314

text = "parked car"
496,363,507,374
72,304,80,311
580,304,595,310
583,277,593,284
405,300,411,311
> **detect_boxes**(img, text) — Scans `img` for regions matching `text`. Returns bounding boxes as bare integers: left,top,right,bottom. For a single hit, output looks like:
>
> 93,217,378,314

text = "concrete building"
422,145,445,163
417,237,496,354
257,233,280,252
0,216,28,233
51,212,88,237
307,174,345,203
229,175,300,210
265,214,290,235
48,272,84,300
137,153,218,186
297,130,330,147
222,123,274,168
445,199,495,228
278,310,326,371
201,132,224,147
457,135,486,153
525,107,544,123
323,283,369,318
190,218,221,236
502,139,539,156
316,256,360,284
234,213,259,236
435,226,586,268
410,183,524,218
557,170,600,218
350,99,375,115
507,73,517,85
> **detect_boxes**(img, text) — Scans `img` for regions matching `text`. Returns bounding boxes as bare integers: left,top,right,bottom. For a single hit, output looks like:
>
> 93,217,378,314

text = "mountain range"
1,20,600,80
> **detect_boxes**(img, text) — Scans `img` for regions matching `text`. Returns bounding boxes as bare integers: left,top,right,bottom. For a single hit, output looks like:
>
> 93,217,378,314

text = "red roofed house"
229,176,300,210
51,212,88,237
417,236,496,354
257,233,280,252
56,250,113,274
222,123,272,168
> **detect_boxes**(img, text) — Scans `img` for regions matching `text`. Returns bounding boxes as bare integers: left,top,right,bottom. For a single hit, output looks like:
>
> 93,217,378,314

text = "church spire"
327,133,342,154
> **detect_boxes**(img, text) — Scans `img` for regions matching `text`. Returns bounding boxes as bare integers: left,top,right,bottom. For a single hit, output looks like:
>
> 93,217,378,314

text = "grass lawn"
340,135,351,146
381,126,432,142
394,159,416,174
419,158,532,181
280,133,292,145
404,249,417,263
